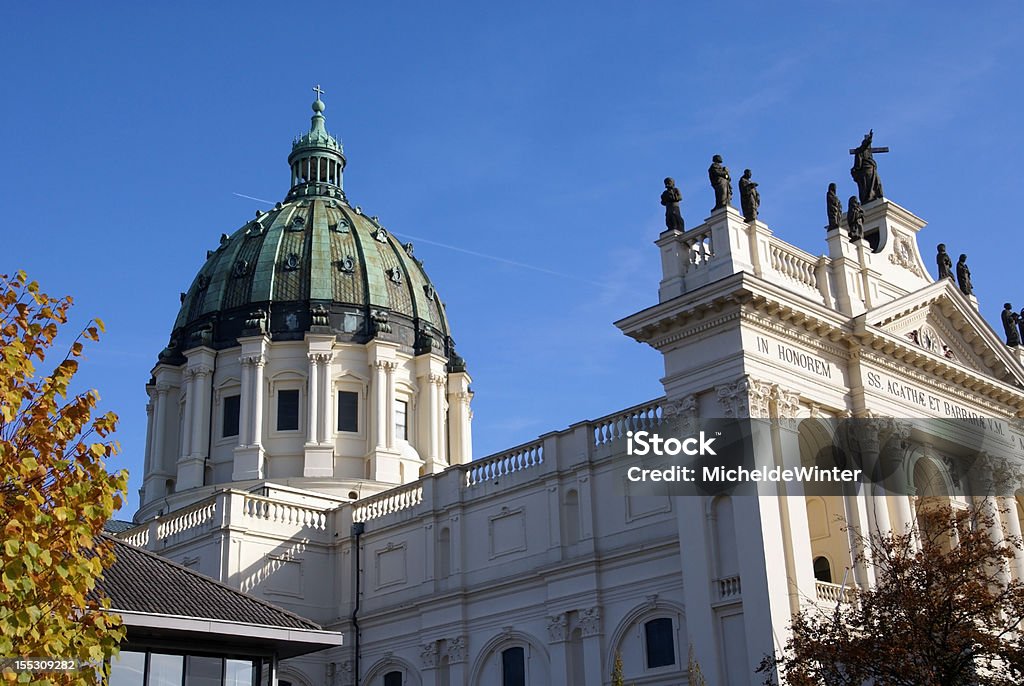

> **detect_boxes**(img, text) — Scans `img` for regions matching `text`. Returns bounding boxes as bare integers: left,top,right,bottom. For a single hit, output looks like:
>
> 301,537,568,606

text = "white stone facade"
139,334,473,522
126,197,1024,685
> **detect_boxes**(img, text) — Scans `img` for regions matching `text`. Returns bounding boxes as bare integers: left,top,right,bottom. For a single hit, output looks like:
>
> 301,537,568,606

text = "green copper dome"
160,93,461,369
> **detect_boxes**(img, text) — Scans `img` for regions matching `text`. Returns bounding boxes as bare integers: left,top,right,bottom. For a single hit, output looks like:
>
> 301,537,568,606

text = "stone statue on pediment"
846,196,864,241
850,129,886,203
936,244,954,280
708,155,732,210
739,169,760,222
826,183,843,231
661,177,684,232
1002,304,1021,347
1019,308,1024,347
956,254,973,296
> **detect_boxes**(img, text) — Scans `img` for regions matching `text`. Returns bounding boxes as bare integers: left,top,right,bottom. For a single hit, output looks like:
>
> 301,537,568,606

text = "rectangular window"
395,400,408,441
277,389,300,431
185,655,222,686
645,617,676,668
338,390,359,432
222,394,240,437
501,647,526,686
108,651,146,686
224,659,255,686
383,672,403,686
148,654,184,686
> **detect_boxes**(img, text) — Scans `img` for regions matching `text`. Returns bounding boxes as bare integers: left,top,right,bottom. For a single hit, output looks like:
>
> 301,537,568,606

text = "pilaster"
447,371,473,465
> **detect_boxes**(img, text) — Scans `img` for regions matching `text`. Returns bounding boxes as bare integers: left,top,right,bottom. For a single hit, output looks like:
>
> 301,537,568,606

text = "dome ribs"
307,199,334,303
274,207,311,303
249,206,290,305
328,205,367,310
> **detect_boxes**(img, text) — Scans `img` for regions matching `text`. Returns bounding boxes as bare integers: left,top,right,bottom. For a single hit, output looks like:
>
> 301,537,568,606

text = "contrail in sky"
233,192,275,204
231,192,606,288
390,231,606,288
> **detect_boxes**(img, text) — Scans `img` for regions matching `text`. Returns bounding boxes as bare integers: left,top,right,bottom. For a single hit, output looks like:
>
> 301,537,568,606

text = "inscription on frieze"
753,335,835,379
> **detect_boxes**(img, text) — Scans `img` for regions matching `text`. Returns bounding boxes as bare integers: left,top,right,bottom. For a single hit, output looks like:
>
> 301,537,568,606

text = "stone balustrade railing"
815,580,857,605
119,525,150,548
157,497,217,546
716,575,742,599
463,440,544,487
768,239,821,292
242,493,328,530
118,398,671,548
592,399,664,447
681,227,715,273
352,483,424,523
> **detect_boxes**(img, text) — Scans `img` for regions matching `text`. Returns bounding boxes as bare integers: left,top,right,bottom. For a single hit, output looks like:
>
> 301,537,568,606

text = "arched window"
501,647,525,686
383,671,402,686
813,556,832,584
643,617,676,668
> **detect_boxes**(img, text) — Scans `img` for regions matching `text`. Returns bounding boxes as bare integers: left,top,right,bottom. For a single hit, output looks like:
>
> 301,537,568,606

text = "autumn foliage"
761,504,1024,685
0,272,127,683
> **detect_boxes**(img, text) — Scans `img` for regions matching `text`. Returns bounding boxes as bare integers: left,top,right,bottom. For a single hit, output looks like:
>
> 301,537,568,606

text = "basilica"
118,94,1024,686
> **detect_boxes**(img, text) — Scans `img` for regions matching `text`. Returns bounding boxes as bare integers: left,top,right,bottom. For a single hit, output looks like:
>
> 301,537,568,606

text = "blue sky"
3,3,1023,515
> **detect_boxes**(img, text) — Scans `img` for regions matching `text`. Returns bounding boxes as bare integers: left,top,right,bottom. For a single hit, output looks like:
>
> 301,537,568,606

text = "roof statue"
1002,304,1021,347
850,129,887,204
956,254,973,296
846,195,864,241
739,169,760,222
936,244,954,280
826,182,842,231
661,177,684,232
708,154,732,211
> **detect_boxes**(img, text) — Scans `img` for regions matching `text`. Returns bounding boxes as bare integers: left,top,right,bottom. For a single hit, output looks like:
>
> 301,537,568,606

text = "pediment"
858,279,1024,388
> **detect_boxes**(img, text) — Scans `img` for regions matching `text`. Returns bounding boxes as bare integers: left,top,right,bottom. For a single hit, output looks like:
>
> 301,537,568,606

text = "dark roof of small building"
103,519,137,534
94,537,321,631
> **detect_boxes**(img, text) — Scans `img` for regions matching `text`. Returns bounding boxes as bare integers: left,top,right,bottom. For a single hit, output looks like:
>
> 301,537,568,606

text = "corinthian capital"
716,376,773,418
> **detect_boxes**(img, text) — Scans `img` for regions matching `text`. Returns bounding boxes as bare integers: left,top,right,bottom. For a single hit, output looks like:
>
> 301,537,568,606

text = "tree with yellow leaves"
1,271,127,684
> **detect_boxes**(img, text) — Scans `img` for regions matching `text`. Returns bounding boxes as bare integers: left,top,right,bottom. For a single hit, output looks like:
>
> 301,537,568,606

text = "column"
891,491,918,549
307,353,319,444
143,400,155,474
190,367,211,458
251,356,265,448
578,608,604,686
153,384,170,470
195,367,213,458
374,360,388,449
982,494,1009,586
385,362,396,450
319,354,332,445
434,375,446,464
238,358,252,446
145,384,171,501
423,373,441,467
546,614,570,685
179,371,194,459
999,495,1024,580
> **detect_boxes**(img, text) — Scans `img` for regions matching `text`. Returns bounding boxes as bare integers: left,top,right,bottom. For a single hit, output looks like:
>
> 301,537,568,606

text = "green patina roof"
160,91,458,364
174,198,449,336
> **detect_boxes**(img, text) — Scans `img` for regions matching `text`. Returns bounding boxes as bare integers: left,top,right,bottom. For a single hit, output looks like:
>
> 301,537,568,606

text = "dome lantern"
287,85,347,201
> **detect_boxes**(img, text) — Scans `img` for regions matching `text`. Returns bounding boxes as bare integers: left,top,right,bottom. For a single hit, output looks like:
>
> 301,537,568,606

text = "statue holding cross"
850,129,887,204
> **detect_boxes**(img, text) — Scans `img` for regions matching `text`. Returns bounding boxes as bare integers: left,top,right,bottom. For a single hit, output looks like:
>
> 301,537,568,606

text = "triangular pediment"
856,279,1024,388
